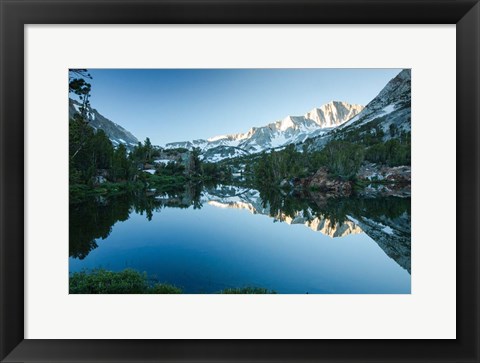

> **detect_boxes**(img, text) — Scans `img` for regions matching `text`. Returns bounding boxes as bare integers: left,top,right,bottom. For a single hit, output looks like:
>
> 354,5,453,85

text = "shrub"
323,140,364,180
148,283,182,294
69,269,182,294
220,287,276,294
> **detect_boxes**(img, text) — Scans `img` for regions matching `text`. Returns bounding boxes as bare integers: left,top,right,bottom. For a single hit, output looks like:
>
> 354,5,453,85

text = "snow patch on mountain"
164,101,364,161
69,98,139,149
382,104,396,114
340,69,411,133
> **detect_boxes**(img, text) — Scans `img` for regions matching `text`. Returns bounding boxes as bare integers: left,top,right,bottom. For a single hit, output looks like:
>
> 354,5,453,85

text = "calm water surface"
69,185,411,293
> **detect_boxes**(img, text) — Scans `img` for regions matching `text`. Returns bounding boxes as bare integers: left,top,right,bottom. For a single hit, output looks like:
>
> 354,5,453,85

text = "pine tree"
69,69,92,118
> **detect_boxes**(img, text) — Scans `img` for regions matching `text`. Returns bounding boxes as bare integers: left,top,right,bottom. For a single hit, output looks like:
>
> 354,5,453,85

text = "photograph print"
69,68,411,294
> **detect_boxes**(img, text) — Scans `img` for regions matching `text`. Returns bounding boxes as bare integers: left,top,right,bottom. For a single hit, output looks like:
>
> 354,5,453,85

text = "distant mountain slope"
307,69,411,150
69,98,139,148
165,101,364,161
340,69,411,132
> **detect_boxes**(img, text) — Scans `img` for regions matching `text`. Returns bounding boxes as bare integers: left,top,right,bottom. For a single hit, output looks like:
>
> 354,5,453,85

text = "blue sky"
80,69,402,146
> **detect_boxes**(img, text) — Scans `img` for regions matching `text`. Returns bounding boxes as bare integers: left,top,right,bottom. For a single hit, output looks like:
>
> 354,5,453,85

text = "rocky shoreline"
292,162,411,198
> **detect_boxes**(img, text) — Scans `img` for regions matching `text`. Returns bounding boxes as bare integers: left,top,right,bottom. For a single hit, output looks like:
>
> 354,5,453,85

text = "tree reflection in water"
70,183,410,273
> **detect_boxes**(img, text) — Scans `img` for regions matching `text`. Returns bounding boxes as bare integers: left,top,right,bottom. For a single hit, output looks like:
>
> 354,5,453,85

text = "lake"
69,185,411,294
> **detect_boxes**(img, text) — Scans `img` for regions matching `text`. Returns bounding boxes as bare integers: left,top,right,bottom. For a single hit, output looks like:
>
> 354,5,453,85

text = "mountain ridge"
164,100,364,161
305,69,411,151
69,98,139,149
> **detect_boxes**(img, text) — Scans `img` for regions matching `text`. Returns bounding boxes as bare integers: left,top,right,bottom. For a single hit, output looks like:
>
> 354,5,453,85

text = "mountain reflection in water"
69,184,411,293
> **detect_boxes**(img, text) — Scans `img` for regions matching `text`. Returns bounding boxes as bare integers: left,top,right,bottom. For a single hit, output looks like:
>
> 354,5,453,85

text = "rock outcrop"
299,168,352,196
357,162,411,197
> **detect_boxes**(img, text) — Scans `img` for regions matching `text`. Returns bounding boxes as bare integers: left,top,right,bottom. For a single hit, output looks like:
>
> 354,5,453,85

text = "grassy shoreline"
69,269,276,294
69,173,187,203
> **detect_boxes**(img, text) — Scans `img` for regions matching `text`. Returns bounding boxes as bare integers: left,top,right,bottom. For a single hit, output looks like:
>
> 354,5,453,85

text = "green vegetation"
69,269,182,294
220,287,276,294
253,144,305,187
69,70,232,202
68,70,411,295
237,118,411,188
143,173,186,191
364,138,411,166
69,117,183,196
249,140,365,187
201,161,232,182
154,147,232,183
338,117,411,166
69,269,277,294
322,140,364,180
69,180,145,203
69,68,409,200
69,69,92,116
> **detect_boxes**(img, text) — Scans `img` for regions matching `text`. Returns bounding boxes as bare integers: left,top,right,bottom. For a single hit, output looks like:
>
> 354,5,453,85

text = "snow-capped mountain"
69,98,139,149
164,101,364,161
340,69,411,132
304,69,411,151
304,101,366,128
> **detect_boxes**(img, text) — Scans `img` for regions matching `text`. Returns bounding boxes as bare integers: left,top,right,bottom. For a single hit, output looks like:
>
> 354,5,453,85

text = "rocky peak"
305,101,364,128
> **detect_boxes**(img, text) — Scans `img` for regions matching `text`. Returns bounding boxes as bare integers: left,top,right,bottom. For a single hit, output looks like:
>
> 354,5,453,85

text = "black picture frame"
1,0,479,362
